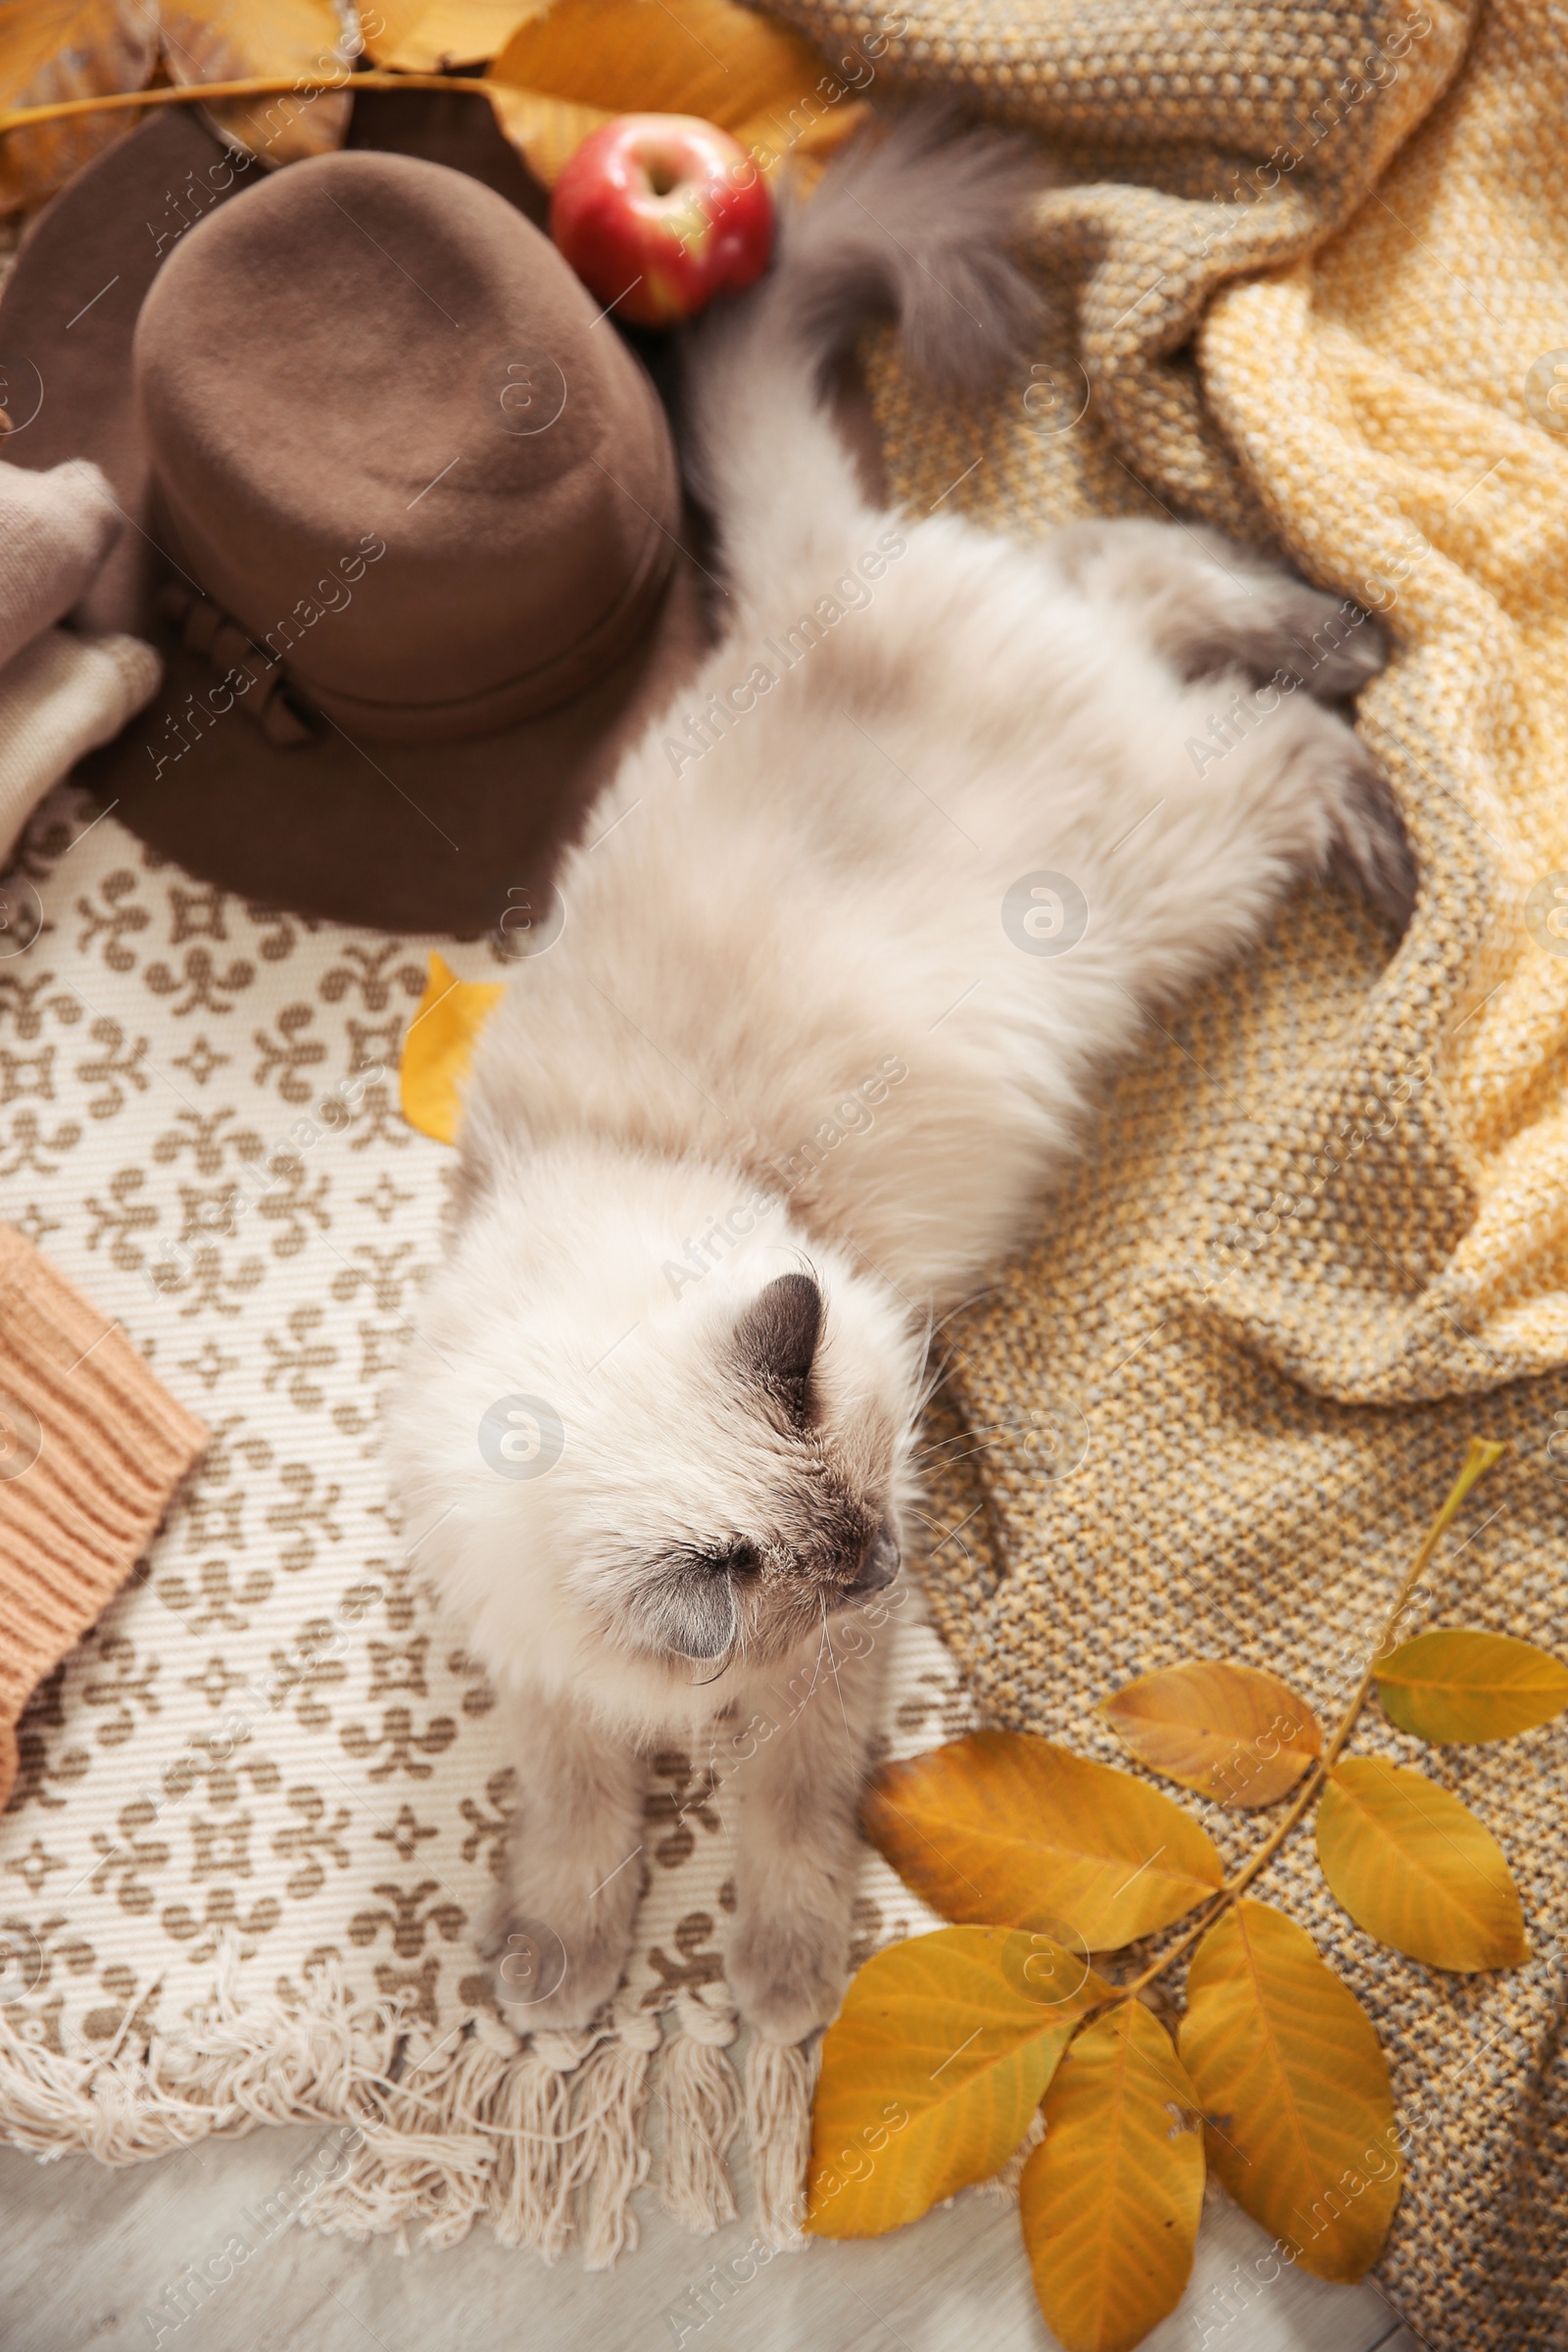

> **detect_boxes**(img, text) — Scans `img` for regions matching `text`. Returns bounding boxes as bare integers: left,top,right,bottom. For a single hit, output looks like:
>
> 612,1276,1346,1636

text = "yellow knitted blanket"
775,2,1567,2344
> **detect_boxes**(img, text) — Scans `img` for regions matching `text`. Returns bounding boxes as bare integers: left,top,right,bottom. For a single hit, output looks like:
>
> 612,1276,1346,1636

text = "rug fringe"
568,2006,659,2270
659,1987,743,2234
0,1941,823,2266
744,2035,817,2250
483,2025,593,2260
299,2015,506,2250
0,1938,398,2164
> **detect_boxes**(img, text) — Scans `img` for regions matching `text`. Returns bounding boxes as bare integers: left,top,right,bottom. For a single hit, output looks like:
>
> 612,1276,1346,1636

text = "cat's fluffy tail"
683,109,1042,583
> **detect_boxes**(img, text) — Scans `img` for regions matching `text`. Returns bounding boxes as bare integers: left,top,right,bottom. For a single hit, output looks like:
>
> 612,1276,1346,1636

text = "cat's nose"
847,1517,900,1594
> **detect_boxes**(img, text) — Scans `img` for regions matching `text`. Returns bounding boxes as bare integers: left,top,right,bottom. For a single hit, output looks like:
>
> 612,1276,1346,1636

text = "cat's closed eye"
705,1541,760,1578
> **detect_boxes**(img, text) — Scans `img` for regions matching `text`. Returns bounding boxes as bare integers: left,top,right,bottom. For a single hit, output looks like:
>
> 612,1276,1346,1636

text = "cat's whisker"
906,1503,976,1565
689,1576,744,1686
909,1437,1006,1476
908,1418,1011,1460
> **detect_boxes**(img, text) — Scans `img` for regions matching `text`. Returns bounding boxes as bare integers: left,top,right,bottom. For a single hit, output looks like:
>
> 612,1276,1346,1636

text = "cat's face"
391,1224,923,1710
565,1271,913,1673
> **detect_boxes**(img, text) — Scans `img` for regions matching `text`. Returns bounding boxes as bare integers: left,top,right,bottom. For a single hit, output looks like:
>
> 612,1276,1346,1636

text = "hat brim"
0,98,714,937
77,564,710,934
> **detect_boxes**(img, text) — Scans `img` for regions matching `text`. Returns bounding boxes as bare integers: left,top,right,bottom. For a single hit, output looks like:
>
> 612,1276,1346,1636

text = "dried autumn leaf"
1020,2001,1204,2352
1316,1757,1529,1972
399,951,505,1145
486,0,864,187
160,0,357,168
1179,1900,1399,2282
1375,1628,1568,1744
807,1926,1108,2239
863,1732,1225,1950
363,0,546,70
0,0,159,216
1099,1660,1322,1809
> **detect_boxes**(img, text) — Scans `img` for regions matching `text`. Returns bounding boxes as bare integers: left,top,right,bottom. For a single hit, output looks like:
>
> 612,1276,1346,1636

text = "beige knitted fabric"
0,1226,207,1810
765,1,1567,2345
0,460,121,670
0,627,162,867
0,458,164,863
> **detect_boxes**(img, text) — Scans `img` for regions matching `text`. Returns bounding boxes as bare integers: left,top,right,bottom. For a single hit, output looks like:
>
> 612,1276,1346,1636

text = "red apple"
550,113,773,328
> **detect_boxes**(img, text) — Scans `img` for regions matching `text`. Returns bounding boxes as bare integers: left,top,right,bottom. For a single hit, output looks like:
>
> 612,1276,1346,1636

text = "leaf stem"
1112,1437,1505,2004
1322,1436,1505,1767
0,74,496,136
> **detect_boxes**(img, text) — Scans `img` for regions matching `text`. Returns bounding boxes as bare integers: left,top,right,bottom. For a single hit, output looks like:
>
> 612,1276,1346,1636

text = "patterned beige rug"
0,790,969,2263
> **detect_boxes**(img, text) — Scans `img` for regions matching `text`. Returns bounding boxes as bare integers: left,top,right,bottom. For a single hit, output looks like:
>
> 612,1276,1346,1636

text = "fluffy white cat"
386,116,1409,2044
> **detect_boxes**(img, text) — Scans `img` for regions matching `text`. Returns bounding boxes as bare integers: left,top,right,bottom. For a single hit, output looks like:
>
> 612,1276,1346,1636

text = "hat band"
158,584,317,749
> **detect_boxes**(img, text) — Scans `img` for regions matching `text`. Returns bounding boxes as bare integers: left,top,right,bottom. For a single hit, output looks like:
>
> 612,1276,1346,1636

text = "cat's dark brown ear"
735,1272,821,1421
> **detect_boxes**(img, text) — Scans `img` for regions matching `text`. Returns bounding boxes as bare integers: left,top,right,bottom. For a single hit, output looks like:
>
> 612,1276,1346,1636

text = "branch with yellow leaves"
813,1435,1558,2352
1115,1434,1506,2003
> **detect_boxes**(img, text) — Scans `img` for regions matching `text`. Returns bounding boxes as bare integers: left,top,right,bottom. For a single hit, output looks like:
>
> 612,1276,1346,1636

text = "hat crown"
132,149,678,740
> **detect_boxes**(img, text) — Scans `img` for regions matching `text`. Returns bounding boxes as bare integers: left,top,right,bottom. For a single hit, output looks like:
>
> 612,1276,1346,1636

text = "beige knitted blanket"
766,0,1566,2344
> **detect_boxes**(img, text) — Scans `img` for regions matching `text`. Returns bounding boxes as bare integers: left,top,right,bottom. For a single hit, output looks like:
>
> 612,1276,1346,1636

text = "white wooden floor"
0,2122,1423,2352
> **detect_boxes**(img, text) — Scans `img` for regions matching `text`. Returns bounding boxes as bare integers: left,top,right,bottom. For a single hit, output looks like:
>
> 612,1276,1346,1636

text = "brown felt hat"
0,99,711,936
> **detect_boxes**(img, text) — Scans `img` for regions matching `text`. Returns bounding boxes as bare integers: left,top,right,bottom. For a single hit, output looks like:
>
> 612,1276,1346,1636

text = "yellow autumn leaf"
862,1732,1225,1950
1179,1900,1400,2282
364,0,548,71
0,0,159,215
1099,1660,1322,1809
160,0,356,168
486,0,864,186
399,951,505,1144
1315,1757,1529,1972
1375,1628,1568,1744
807,1927,1108,2239
1020,2001,1204,2352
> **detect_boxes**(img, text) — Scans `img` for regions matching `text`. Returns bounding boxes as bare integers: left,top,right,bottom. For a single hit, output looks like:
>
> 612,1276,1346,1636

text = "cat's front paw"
727,1911,849,2045
489,1904,635,2032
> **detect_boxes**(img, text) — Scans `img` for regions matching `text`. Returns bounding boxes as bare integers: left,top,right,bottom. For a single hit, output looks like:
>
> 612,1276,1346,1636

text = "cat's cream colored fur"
386,117,1410,2044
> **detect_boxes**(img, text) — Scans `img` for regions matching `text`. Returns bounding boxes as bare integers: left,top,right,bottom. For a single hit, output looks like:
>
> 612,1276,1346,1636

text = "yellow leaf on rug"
1375,1628,1568,1744
0,0,158,214
399,950,505,1145
486,0,865,186
363,0,549,72
159,0,356,167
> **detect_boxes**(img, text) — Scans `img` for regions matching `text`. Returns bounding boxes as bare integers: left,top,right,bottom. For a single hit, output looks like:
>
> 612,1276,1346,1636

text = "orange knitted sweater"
0,1226,206,1807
